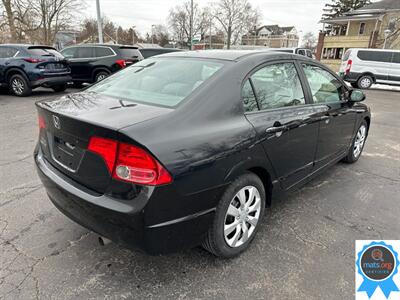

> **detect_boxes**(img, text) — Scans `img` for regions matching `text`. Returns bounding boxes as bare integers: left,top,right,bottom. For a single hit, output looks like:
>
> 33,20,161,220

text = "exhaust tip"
98,236,112,246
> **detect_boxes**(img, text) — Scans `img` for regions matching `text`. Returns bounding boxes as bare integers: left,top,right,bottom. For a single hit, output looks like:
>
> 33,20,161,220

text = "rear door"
244,61,320,190
388,51,400,84
300,63,357,169
64,47,95,80
0,47,18,83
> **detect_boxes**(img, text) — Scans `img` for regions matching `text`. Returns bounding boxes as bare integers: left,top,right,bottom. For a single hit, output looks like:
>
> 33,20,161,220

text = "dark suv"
60,44,143,86
0,44,71,96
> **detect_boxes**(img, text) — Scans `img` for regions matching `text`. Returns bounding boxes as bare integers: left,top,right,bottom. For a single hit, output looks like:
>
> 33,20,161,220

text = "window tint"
298,49,306,56
119,47,142,59
250,63,305,110
87,58,225,107
95,47,114,57
0,47,18,58
242,80,258,112
61,47,76,58
357,50,392,63
302,64,344,103
392,53,400,64
306,50,313,58
27,47,63,58
76,47,94,58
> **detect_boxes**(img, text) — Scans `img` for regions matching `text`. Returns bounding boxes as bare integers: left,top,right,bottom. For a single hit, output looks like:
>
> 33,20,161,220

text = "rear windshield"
87,58,225,107
119,47,142,59
28,47,64,58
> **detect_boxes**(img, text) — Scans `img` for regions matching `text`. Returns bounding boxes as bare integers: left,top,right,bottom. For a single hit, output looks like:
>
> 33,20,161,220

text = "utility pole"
189,0,194,50
96,0,104,43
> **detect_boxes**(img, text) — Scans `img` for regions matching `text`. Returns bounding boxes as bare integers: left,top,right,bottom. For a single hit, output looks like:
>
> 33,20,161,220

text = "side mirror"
350,89,366,102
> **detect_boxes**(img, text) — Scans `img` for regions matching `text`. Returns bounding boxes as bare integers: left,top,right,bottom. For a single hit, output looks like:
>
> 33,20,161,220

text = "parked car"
339,48,400,89
0,44,71,96
60,44,143,86
270,47,314,58
34,50,370,258
139,47,183,59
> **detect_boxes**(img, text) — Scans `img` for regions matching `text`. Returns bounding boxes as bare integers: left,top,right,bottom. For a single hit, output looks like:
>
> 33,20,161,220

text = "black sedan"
34,50,371,258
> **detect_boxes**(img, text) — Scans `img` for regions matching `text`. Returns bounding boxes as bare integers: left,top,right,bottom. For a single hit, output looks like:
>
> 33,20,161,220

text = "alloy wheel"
224,186,261,248
360,77,372,89
12,78,25,95
96,74,107,82
353,125,366,158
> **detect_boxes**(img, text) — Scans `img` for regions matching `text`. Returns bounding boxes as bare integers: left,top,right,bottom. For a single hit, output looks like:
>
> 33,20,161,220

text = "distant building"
241,25,299,48
316,0,400,71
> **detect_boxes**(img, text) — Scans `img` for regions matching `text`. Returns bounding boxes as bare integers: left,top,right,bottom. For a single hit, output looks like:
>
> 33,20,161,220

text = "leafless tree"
301,32,317,51
213,0,260,49
168,1,209,48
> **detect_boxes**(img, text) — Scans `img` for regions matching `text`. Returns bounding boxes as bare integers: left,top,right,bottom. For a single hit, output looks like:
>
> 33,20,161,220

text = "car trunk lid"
36,92,172,193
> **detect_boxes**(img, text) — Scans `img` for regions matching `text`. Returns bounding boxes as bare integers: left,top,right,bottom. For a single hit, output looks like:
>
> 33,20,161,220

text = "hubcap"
353,125,366,158
12,78,24,95
360,77,371,88
96,74,107,81
224,186,261,248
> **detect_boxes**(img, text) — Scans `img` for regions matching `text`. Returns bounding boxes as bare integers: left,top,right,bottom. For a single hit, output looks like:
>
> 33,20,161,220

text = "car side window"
95,47,114,57
0,47,17,58
302,64,344,104
242,79,258,112
61,47,77,58
76,47,94,59
250,63,306,110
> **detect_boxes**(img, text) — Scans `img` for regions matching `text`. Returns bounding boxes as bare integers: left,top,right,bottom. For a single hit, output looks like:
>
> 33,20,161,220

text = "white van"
339,48,400,89
272,48,314,58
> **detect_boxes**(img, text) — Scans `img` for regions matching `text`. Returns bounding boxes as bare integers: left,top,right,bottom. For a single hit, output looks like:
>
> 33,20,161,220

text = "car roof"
64,44,138,49
158,49,298,61
0,44,54,49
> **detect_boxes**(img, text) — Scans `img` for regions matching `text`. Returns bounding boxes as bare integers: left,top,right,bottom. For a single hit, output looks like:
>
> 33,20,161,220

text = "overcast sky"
86,0,331,38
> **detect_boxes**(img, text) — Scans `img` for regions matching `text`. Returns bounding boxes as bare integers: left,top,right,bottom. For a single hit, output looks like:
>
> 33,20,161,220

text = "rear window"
119,47,142,59
27,47,64,58
87,58,225,107
357,50,392,63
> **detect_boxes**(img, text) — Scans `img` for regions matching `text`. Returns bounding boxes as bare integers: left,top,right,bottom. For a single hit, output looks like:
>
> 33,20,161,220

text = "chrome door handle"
319,115,330,121
266,126,286,134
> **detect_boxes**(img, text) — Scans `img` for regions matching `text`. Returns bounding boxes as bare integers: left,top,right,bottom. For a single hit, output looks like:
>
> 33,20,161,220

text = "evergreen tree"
322,0,371,20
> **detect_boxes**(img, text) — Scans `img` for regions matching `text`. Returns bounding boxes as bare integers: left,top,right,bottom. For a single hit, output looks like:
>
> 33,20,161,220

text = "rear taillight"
87,137,118,173
24,58,45,63
115,59,126,68
345,59,352,75
87,136,172,186
38,115,46,129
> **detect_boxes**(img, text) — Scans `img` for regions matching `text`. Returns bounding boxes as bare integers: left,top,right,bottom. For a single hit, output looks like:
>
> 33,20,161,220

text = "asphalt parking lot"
0,87,399,299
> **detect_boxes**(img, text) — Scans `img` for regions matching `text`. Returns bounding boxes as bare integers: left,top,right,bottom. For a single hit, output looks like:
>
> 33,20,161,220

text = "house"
316,0,400,71
241,25,299,48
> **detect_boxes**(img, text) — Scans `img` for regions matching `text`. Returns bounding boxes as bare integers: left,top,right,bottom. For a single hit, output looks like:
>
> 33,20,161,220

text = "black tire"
343,120,368,163
94,71,109,82
357,75,373,89
202,172,266,258
8,74,32,97
51,84,67,93
351,82,359,88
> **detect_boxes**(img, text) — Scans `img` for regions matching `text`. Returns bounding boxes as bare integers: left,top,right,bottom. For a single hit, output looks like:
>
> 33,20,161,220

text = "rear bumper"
340,72,360,83
31,74,72,87
34,149,218,254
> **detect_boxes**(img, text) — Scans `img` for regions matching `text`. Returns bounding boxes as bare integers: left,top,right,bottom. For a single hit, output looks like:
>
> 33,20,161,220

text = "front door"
300,63,357,169
243,61,320,190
